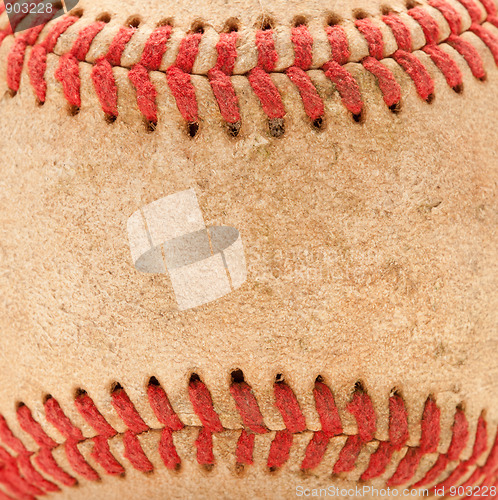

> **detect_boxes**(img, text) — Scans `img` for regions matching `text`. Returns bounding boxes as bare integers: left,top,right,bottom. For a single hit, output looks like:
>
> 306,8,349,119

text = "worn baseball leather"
0,0,497,498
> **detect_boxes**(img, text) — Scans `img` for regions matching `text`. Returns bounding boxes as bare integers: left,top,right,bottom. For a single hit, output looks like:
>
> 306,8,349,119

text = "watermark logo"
127,189,247,311
5,0,79,34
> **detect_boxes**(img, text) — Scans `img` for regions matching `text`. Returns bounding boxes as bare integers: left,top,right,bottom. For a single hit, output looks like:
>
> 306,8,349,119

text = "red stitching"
1,2,497,132
0,376,496,498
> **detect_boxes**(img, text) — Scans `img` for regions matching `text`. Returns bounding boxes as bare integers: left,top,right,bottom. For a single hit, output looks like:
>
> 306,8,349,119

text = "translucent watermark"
127,189,246,311
5,0,79,34
296,486,429,497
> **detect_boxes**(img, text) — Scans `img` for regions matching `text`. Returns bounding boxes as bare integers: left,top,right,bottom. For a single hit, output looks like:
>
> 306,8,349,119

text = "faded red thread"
248,29,286,120
333,434,363,473
423,45,463,88
92,27,136,117
34,447,76,487
267,430,293,469
313,382,343,438
429,0,463,35
0,447,41,498
323,61,363,115
236,429,255,465
111,389,149,435
301,431,329,470
28,16,78,103
273,383,307,434
208,31,241,124
158,428,181,470
55,22,106,108
383,14,413,51
447,34,486,79
188,378,223,433
74,392,117,439
91,436,124,476
44,397,84,442
229,382,267,434
286,25,324,121
361,394,409,481
128,25,172,124
326,25,350,64
16,454,60,493
147,382,184,431
16,405,56,450
195,428,214,466
480,0,498,27
362,57,402,107
123,430,153,472
65,440,99,481
166,33,201,124
0,416,28,455
393,50,434,101
356,18,384,59
469,23,498,64
458,0,484,24
409,6,441,44
347,391,376,443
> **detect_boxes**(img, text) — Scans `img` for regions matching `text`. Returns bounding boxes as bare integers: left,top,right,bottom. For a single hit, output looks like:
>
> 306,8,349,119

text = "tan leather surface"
0,0,497,497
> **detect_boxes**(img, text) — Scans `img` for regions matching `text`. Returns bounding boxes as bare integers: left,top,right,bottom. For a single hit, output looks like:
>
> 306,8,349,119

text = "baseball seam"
0,0,497,136
0,374,497,499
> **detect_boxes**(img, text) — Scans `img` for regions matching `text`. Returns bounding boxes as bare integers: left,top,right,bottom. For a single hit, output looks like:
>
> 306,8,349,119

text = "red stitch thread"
423,45,463,88
393,50,434,101
0,416,28,455
458,0,484,23
447,35,486,79
64,440,99,481
229,382,267,434
362,57,402,107
16,406,56,450
34,447,76,487
122,430,153,472
273,382,307,434
147,382,184,432
313,381,343,438
248,30,286,120
469,23,498,64
208,32,241,124
16,454,59,493
480,0,498,27
28,16,78,103
111,389,149,435
158,428,181,470
195,428,214,466
92,27,135,117
286,25,324,122
387,397,440,486
55,22,106,108
128,25,172,124
333,434,363,473
409,7,441,45
0,447,41,497
44,397,84,442
326,25,350,64
301,431,330,470
361,394,409,481
91,436,124,476
429,0,463,35
383,14,413,51
166,33,201,124
356,18,384,59
235,430,255,465
267,430,293,470
74,392,117,438
188,378,223,433
323,61,363,115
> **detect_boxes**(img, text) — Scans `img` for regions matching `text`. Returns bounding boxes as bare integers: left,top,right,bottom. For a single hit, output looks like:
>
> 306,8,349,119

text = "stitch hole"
148,376,160,387
36,98,45,107
326,13,343,26
389,101,402,114
187,122,199,138
69,8,84,17
354,380,366,393
125,16,141,29
6,89,17,98
231,369,245,384
68,105,80,116
406,0,421,9
96,12,112,23
315,375,324,383
43,394,53,403
224,17,239,32
312,116,325,131
110,382,124,393
381,5,394,15
235,462,245,475
352,111,364,123
452,83,464,94
269,118,285,138
275,373,285,384
105,114,117,124
146,119,157,133
426,93,435,104
157,18,174,27
293,15,307,27
75,388,87,398
189,373,201,383
191,21,205,34
227,121,241,138
479,74,487,82
353,9,370,20
259,16,274,31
